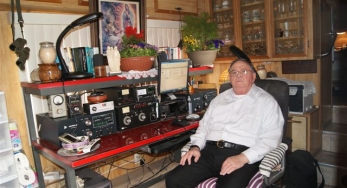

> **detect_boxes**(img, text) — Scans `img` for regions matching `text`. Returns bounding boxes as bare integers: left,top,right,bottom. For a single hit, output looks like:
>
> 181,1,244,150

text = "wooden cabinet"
240,0,267,57
273,0,305,55
211,0,319,61
287,107,321,155
211,0,236,57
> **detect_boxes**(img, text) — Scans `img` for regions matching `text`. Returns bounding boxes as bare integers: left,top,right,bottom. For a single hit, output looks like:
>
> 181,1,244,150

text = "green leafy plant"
181,12,224,53
119,27,158,58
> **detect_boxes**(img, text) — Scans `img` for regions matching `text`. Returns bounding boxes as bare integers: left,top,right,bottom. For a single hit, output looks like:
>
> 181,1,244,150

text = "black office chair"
224,79,290,187
181,80,290,188
181,46,291,187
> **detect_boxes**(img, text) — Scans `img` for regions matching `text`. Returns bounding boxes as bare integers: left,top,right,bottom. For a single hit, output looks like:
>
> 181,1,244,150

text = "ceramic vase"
38,63,61,83
39,41,57,64
188,50,218,66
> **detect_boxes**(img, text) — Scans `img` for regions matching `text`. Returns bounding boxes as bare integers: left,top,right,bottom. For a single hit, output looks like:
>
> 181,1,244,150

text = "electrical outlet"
134,154,141,164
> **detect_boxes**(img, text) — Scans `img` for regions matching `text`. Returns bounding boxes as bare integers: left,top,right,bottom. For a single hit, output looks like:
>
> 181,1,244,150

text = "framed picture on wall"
97,0,145,54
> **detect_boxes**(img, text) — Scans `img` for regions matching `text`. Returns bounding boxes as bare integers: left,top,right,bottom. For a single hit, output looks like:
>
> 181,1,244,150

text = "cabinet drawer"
0,149,18,183
0,174,19,187
290,116,307,151
0,122,12,150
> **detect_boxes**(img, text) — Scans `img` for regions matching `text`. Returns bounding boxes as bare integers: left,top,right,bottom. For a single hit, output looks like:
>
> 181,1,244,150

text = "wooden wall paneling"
0,11,34,169
0,0,88,14
154,0,198,15
233,0,243,48
78,0,89,6
25,0,61,3
266,0,275,58
146,0,209,20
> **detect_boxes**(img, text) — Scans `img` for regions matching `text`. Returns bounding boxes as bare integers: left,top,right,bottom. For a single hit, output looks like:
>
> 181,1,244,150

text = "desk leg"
65,167,77,188
22,90,46,187
33,150,45,187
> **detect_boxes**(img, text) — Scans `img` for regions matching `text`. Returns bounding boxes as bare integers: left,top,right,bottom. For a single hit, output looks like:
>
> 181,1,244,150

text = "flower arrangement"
181,12,224,53
119,26,158,58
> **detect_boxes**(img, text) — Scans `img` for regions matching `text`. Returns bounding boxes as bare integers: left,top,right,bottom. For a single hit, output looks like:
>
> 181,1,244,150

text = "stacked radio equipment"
38,92,118,147
194,88,217,111
159,96,188,118
97,85,159,131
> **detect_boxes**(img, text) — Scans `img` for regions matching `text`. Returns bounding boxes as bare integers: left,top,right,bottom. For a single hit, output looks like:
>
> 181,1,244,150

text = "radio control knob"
204,95,208,99
140,133,148,140
138,113,146,121
125,137,133,145
74,107,80,112
57,109,64,114
85,130,93,137
124,116,131,125
204,102,209,107
85,120,92,126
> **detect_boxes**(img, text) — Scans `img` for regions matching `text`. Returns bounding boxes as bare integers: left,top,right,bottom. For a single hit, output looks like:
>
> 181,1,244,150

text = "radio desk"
20,67,212,188
32,118,198,188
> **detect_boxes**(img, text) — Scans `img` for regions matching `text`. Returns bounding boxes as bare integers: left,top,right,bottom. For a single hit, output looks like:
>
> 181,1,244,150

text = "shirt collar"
231,83,258,99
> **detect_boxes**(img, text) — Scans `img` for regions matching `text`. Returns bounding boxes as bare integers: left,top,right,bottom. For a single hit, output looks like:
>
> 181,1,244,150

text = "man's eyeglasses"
229,69,253,77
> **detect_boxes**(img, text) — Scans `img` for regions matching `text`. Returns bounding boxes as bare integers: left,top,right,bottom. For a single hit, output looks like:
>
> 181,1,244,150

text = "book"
79,47,87,72
85,47,94,74
71,47,83,72
63,47,75,72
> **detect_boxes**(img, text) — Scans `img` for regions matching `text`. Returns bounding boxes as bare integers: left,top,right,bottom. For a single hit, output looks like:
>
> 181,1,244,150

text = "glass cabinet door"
211,0,235,57
273,0,304,55
240,0,266,56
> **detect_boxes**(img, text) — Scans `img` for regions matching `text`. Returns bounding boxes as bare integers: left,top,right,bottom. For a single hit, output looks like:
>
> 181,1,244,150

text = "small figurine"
106,46,121,74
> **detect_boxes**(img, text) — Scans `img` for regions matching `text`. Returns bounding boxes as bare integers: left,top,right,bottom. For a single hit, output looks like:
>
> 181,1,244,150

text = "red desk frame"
32,119,198,188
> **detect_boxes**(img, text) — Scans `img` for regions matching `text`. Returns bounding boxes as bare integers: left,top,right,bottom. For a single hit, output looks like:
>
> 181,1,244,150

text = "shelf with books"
62,46,98,75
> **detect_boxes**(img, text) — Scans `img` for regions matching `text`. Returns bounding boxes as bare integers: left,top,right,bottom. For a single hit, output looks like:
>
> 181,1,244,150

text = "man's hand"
220,153,249,175
180,147,201,165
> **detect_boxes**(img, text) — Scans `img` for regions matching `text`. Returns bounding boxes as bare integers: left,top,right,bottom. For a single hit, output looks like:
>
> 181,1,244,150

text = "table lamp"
56,12,103,80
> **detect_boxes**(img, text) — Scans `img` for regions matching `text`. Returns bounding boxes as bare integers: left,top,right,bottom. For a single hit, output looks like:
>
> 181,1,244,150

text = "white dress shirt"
190,84,284,164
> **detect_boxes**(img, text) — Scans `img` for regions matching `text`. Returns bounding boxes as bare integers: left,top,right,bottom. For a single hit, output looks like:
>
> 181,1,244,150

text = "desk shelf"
21,66,213,96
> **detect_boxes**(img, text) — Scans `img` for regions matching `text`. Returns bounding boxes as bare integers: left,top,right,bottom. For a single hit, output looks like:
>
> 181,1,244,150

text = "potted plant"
181,12,223,66
119,26,158,71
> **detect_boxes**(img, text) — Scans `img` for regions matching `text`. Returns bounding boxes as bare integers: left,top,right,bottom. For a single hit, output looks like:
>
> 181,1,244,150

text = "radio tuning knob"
74,107,80,112
85,120,92,126
85,130,93,137
204,95,208,99
204,102,209,107
124,116,131,125
57,109,64,114
138,113,146,121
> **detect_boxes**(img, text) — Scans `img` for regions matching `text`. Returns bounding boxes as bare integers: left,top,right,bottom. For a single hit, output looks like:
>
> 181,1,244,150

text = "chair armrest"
259,143,288,177
260,142,289,186
263,153,286,186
